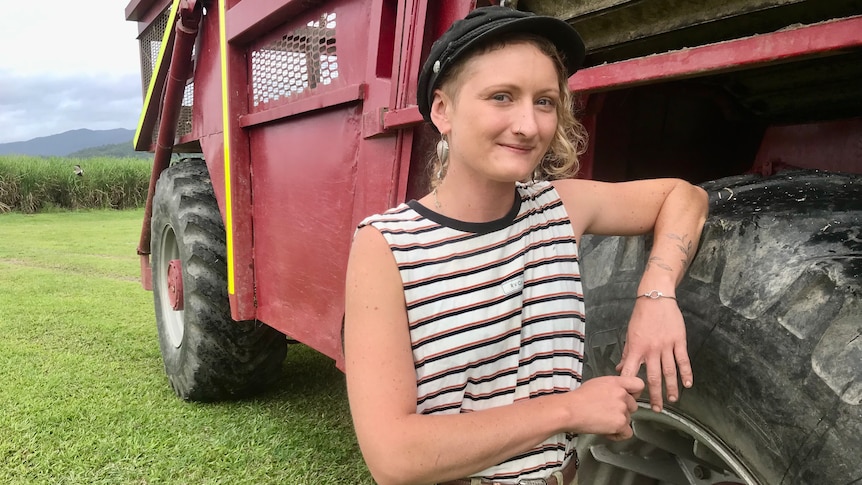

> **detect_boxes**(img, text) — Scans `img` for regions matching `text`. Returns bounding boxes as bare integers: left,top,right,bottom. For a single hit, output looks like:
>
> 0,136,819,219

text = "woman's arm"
554,178,709,412
344,225,644,485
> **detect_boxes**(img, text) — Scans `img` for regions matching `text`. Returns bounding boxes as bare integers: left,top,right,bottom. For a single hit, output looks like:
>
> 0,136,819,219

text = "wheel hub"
167,259,184,311
156,225,185,349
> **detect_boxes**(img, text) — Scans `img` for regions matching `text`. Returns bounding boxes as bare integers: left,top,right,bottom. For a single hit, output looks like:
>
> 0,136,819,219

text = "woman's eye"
492,93,511,102
537,98,556,107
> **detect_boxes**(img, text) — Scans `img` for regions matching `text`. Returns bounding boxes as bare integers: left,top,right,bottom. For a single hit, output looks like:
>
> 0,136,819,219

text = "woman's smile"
499,142,536,154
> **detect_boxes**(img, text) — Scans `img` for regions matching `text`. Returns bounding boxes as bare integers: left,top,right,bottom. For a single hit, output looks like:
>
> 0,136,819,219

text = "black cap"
417,6,586,122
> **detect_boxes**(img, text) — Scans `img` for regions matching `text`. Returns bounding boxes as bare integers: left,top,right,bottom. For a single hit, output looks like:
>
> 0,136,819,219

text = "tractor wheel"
577,170,862,484
151,158,287,401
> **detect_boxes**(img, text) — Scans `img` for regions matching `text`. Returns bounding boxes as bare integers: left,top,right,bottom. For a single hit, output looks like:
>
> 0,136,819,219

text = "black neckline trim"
407,189,522,234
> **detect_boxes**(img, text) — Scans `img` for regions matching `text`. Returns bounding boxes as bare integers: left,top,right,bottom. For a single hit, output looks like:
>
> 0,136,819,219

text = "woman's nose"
512,103,538,136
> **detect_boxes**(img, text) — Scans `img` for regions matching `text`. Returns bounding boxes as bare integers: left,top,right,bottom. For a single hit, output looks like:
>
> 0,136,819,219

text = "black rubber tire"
577,170,862,484
151,159,287,402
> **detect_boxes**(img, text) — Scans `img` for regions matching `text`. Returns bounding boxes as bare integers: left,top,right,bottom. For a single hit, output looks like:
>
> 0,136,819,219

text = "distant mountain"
67,141,151,159
0,128,137,157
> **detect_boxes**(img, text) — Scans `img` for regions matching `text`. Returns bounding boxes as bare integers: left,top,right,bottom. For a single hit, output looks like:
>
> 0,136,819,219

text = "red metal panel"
217,0,258,319
357,0,398,138
569,15,862,94
353,0,426,274
383,0,426,203
126,0,168,23
248,0,403,363
382,105,422,130
194,7,233,170
385,0,473,202
200,135,227,213
189,3,232,219
226,0,326,44
574,93,605,180
239,83,365,127
376,1,473,134
753,118,862,175
250,105,362,361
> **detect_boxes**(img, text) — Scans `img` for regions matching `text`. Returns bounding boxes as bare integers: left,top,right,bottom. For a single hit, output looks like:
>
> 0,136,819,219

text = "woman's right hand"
564,376,644,440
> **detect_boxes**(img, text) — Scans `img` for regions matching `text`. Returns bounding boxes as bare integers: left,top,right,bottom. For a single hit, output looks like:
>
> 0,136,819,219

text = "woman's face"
433,41,560,184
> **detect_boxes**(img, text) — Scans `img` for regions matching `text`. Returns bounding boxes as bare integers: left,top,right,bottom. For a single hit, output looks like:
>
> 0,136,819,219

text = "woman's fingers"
675,340,693,389
662,349,679,403
616,320,694,412
644,355,664,412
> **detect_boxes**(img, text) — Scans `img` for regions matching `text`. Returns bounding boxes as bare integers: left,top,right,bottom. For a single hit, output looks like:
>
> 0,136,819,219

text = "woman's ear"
430,89,452,135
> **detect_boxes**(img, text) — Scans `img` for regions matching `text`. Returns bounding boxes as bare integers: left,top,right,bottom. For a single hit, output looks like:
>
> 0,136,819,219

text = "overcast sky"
0,1,143,144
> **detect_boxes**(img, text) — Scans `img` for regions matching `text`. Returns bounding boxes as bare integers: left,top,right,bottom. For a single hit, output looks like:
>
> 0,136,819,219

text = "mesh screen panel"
178,82,194,137
250,12,338,108
138,7,195,143
139,9,170,99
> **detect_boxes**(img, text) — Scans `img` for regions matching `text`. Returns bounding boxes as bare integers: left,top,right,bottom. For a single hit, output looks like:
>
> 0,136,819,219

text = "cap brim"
418,14,585,122
464,16,585,76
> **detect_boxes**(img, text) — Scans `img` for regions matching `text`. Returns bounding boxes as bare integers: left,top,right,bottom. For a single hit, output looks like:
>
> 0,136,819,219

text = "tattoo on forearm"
646,234,693,273
668,233,694,270
647,256,674,272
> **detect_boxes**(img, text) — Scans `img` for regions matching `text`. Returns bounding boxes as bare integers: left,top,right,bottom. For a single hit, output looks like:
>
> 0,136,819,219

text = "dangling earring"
436,135,449,166
435,134,449,183
433,135,449,210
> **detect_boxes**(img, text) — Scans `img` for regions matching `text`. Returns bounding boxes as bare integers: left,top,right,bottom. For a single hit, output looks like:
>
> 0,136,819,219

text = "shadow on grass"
266,343,347,401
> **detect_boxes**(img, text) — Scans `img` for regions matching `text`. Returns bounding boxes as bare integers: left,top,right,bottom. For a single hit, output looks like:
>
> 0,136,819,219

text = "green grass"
0,156,151,213
0,209,373,484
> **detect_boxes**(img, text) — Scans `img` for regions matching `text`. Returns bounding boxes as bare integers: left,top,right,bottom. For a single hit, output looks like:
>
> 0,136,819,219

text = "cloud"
0,70,143,144
0,0,143,144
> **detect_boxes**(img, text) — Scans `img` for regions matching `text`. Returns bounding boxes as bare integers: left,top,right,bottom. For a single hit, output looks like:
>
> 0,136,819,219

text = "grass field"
0,209,373,484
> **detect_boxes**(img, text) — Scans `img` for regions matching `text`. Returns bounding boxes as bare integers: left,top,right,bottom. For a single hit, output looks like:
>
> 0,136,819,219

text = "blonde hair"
428,33,587,189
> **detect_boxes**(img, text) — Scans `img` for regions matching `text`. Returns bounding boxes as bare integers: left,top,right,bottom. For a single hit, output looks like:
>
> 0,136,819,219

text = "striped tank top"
358,181,585,482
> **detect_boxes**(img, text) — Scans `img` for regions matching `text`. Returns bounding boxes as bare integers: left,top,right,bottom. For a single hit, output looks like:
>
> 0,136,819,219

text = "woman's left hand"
615,297,692,412
553,176,707,413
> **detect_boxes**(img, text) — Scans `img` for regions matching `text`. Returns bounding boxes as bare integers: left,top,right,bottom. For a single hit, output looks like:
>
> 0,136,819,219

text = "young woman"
344,6,708,485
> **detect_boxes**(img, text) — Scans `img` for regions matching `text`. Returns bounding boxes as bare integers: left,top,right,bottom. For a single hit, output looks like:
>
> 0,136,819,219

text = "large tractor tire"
577,170,862,484
151,159,287,401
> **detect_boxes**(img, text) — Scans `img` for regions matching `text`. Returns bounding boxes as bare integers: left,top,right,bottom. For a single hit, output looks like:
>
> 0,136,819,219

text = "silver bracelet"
638,290,677,300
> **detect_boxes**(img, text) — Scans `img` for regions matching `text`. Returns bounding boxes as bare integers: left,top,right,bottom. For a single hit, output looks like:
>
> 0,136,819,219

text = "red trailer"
126,0,862,483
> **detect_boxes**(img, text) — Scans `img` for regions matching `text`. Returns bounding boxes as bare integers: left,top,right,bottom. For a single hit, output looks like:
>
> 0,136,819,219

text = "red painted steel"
140,256,153,291
168,259,184,310
239,84,366,128
573,93,605,181
569,15,862,94
125,0,164,23
226,0,327,44
382,105,422,131
219,0,258,320
753,118,862,175
188,4,228,203
247,0,400,363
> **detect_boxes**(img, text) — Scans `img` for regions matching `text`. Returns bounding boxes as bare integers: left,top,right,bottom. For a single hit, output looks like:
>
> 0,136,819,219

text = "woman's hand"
565,375,644,440
615,297,692,412
552,178,706,414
